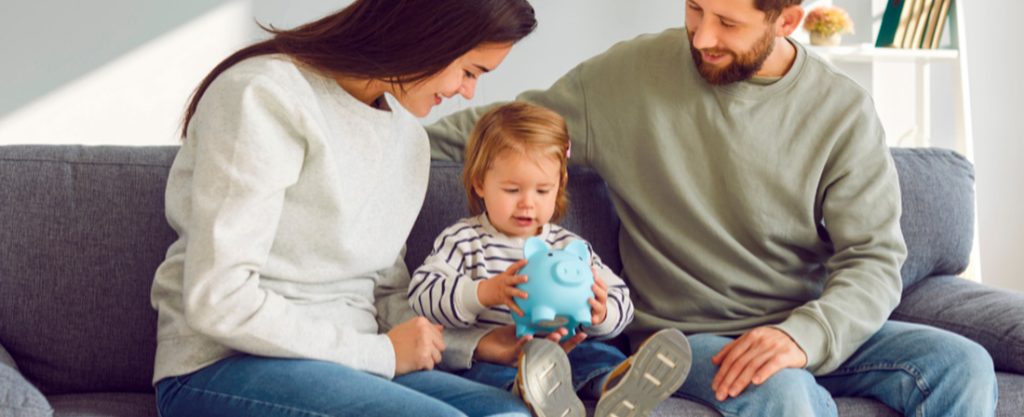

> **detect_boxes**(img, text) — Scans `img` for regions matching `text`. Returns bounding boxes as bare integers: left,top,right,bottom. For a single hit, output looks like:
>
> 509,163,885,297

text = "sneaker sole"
595,329,692,417
518,339,586,417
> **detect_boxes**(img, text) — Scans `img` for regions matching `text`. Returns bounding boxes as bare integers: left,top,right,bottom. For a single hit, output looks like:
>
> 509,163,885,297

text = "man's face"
685,0,778,85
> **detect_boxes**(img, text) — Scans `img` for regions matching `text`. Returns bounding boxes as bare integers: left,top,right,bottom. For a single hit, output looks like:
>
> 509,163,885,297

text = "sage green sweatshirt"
427,28,906,375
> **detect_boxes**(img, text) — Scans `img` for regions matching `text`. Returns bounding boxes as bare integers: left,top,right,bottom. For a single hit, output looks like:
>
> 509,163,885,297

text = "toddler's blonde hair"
463,102,570,222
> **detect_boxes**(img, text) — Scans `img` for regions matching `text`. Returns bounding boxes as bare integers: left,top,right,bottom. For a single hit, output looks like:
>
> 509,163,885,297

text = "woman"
150,1,536,416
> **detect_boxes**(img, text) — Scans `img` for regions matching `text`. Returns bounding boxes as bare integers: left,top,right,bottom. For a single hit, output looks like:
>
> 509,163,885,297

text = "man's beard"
687,27,776,85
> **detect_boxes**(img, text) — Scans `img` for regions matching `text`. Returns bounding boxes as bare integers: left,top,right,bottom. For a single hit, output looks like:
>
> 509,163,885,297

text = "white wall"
963,2,1024,292
0,1,1019,291
0,1,251,145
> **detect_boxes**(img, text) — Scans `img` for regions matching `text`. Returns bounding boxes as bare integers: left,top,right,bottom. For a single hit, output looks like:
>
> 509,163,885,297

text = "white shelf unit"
809,0,980,280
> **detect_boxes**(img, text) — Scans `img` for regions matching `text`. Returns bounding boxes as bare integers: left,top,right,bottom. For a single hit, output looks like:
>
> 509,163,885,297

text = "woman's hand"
474,325,588,366
478,259,530,316
589,268,609,326
388,316,445,376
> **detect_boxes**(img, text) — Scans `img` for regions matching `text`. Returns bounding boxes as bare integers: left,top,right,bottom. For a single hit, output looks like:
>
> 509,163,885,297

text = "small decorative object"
513,238,595,340
804,6,854,46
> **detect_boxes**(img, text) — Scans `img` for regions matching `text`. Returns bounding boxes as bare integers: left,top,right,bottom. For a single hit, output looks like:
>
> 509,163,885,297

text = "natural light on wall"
0,1,251,146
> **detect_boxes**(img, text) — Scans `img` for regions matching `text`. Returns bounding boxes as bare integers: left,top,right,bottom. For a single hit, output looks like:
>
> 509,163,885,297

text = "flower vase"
810,32,841,46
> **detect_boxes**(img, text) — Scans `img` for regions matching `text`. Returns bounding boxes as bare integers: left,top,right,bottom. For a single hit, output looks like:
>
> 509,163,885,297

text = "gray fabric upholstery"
0,145,176,395
49,393,155,417
893,275,1024,373
890,148,975,289
1,145,1021,417
997,372,1024,417
0,344,53,417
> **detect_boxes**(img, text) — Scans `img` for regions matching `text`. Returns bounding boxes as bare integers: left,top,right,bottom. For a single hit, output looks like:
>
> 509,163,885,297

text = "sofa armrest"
0,343,53,417
891,276,1024,373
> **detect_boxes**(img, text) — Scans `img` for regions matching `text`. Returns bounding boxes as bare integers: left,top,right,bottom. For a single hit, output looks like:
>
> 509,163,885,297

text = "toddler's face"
475,150,560,238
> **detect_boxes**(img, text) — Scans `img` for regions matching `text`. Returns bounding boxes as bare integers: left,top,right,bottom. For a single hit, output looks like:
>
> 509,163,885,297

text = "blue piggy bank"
513,237,595,339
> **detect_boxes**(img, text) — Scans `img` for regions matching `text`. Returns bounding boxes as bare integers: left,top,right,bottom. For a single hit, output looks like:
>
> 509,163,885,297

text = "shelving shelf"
807,44,958,63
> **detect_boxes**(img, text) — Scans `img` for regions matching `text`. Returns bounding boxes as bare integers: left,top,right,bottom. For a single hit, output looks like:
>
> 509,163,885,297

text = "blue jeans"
155,354,531,417
674,321,997,417
457,340,626,399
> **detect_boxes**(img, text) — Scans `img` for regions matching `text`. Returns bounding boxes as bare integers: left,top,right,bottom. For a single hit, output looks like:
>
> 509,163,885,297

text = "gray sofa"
1,145,1022,417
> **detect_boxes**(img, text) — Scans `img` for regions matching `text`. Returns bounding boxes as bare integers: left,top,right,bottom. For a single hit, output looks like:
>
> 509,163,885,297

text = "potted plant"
803,6,854,46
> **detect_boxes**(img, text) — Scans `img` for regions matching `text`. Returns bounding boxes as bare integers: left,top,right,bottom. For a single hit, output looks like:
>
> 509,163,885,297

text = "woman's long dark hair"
181,0,537,138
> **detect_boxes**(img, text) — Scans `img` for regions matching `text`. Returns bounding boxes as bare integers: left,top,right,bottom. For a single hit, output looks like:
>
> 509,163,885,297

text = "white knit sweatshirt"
150,54,428,383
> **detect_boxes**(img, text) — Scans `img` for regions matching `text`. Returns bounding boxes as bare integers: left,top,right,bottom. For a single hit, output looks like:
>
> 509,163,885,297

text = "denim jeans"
155,354,531,417
457,340,627,399
674,320,998,417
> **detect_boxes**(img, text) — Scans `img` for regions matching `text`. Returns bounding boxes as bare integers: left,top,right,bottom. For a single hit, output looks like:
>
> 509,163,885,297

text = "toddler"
409,102,691,417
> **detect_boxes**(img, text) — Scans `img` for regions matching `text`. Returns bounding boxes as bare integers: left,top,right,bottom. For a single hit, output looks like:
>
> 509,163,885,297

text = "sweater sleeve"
180,72,396,378
584,245,634,340
426,65,593,166
425,103,502,162
408,222,488,328
374,248,419,333
773,98,907,375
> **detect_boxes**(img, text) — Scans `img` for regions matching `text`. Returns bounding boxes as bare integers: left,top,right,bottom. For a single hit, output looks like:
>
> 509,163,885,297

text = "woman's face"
394,42,514,117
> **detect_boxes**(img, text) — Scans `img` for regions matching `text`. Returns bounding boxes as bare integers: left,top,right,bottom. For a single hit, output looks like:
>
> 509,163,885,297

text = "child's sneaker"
594,328,692,417
515,339,585,417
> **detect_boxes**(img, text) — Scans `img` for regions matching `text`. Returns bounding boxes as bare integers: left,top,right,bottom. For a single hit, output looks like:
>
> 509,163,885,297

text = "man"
428,0,997,415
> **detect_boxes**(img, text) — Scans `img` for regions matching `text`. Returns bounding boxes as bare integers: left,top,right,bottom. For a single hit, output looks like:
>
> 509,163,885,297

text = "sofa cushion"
996,372,1024,417
48,393,156,417
405,161,622,273
893,275,1024,373
890,148,974,289
0,145,178,395
1,344,53,417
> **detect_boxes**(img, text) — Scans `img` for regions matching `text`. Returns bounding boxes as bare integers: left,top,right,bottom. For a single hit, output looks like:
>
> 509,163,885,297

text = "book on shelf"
909,0,936,49
925,0,953,49
901,0,928,48
876,0,908,47
876,0,954,49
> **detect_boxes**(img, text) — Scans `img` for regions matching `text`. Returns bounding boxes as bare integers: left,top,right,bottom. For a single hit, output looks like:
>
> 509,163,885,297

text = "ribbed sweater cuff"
772,312,829,374
359,334,398,379
441,328,491,371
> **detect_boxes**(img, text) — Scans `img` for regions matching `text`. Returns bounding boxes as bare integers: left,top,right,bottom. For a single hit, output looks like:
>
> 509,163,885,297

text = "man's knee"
726,368,837,417
932,334,996,397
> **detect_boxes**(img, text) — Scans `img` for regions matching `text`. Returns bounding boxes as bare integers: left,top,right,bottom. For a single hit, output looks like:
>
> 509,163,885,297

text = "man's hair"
756,0,803,20
463,102,571,222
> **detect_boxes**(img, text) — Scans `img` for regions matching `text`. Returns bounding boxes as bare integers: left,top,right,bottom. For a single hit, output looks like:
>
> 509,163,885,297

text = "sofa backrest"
0,145,177,394
890,147,975,287
0,145,973,395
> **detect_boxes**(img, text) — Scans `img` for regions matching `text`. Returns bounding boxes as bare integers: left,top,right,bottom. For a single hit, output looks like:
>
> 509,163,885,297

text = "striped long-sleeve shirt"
409,214,633,341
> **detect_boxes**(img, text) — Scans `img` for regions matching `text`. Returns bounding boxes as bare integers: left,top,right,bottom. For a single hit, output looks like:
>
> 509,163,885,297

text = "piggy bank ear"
524,237,549,259
565,240,590,261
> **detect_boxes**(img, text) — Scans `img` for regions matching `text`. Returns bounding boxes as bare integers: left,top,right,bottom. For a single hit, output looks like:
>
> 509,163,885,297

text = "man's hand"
474,325,588,366
711,326,808,401
387,317,445,376
588,268,609,326
478,259,529,316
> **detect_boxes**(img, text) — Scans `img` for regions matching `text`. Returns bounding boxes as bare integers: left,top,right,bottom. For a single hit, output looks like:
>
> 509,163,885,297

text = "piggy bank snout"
553,261,587,285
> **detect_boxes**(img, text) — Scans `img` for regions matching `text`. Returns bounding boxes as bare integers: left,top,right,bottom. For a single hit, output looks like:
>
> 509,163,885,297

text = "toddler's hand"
589,267,609,326
478,259,530,316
